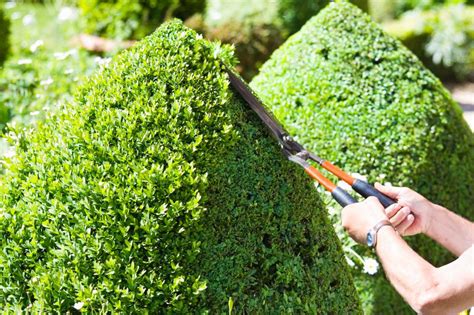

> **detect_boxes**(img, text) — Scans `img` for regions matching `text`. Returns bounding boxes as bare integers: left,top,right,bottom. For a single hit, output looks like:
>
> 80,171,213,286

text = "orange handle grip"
305,166,337,192
321,161,355,185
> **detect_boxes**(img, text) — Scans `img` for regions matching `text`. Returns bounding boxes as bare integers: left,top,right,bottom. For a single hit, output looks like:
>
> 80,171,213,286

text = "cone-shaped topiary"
251,1,474,313
0,8,10,66
0,20,360,313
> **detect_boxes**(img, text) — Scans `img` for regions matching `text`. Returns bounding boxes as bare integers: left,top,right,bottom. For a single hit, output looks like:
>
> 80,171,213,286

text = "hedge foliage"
251,1,474,313
0,20,360,313
78,0,205,40
0,8,10,66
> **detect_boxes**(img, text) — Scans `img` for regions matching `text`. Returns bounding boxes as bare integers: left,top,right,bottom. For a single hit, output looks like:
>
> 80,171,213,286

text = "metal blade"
225,68,324,165
226,69,289,144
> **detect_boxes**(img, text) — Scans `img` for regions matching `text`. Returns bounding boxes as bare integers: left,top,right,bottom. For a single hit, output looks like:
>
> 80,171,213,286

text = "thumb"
375,182,403,199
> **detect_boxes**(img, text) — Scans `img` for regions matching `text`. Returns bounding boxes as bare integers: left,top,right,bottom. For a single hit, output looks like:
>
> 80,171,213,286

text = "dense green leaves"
0,20,360,313
251,1,474,313
78,0,205,40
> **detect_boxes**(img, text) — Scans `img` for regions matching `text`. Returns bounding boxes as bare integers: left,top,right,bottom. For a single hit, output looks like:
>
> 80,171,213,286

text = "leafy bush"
78,0,205,40
0,20,361,313
203,0,330,79
382,3,474,80
203,0,369,79
251,1,474,313
0,8,10,66
368,0,473,21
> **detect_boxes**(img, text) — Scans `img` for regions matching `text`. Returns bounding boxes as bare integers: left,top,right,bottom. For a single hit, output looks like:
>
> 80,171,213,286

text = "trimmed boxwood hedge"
0,8,10,66
78,0,205,40
0,20,361,313
251,1,474,314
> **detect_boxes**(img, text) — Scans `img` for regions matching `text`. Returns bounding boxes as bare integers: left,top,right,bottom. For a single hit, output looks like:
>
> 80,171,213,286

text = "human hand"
375,183,433,236
383,203,415,236
342,197,389,244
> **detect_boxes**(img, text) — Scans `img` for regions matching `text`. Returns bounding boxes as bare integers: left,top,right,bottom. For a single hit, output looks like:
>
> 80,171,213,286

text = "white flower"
22,14,35,26
73,302,84,310
30,111,40,116
362,257,379,275
30,40,44,53
196,33,203,40
58,7,78,21
40,78,54,86
64,68,74,75
18,58,32,65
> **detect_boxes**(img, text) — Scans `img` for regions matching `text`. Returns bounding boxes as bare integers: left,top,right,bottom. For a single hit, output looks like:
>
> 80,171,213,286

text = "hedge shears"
226,69,396,207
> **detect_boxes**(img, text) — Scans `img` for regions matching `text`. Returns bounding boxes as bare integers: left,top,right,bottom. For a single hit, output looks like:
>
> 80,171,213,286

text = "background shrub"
78,0,205,40
0,8,10,67
202,0,369,79
202,0,330,79
0,20,361,313
251,1,474,313
382,2,474,80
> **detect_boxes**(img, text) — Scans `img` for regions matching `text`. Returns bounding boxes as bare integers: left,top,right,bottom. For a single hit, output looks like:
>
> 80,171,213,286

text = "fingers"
374,182,404,199
389,206,411,226
385,203,402,218
394,214,415,235
364,196,383,207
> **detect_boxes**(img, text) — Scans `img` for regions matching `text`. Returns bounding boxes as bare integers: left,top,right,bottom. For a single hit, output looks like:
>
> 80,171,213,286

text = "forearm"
426,204,474,256
376,226,438,312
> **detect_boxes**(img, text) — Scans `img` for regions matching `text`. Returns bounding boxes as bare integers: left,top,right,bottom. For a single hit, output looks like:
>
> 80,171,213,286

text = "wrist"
424,203,445,237
374,224,397,250
418,199,437,234
367,219,392,248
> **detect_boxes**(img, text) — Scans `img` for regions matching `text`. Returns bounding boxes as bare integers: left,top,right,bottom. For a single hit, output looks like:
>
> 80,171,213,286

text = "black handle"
331,187,357,207
351,179,396,208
